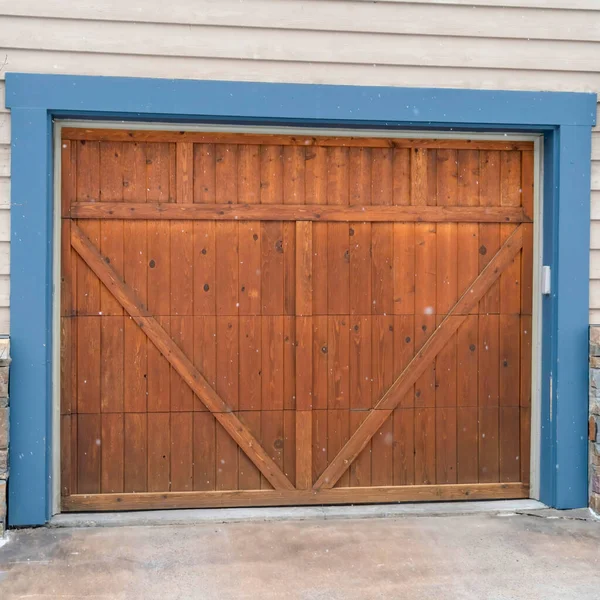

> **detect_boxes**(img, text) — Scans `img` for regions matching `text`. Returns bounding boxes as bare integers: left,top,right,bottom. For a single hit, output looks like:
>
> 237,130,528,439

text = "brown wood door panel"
61,132,534,511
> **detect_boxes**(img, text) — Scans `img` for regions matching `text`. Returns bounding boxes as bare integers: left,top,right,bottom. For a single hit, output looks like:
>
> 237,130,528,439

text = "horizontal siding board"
2,1,600,42
593,131,600,160
591,250,600,279
0,241,9,274
0,307,9,333
0,145,9,178
0,275,9,306
0,113,10,145
591,191,600,220
1,49,600,94
592,161,600,191
0,178,10,209
591,280,600,310
2,19,599,72
0,210,9,242
590,221,600,249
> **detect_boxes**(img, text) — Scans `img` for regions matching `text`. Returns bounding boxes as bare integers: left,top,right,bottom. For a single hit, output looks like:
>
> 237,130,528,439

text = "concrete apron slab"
2,510,600,600
51,499,546,528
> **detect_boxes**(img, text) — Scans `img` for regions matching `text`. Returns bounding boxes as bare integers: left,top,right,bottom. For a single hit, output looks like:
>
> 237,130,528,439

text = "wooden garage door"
60,128,533,511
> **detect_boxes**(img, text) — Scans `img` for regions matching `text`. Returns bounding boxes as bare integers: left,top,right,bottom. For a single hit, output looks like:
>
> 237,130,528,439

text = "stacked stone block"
0,338,9,536
589,327,600,514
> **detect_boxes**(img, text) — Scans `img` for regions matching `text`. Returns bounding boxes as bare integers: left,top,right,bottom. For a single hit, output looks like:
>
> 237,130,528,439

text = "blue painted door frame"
5,74,596,525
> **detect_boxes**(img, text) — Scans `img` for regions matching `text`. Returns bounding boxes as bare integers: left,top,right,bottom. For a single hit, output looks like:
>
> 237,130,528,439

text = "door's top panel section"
62,130,533,210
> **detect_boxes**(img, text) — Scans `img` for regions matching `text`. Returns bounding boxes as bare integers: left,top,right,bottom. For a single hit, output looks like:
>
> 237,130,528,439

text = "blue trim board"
5,73,596,525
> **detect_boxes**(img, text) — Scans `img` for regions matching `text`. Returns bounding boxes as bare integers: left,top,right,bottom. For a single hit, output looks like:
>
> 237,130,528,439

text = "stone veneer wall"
589,328,600,514
0,338,9,535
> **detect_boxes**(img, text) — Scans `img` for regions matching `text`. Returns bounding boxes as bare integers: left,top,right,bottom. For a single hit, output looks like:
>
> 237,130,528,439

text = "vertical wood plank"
60,415,73,496
215,316,239,490
295,410,312,489
479,315,500,408
124,413,147,493
521,149,534,315
479,150,501,313
123,141,148,415
371,148,394,316
393,148,414,315
436,148,458,316
371,315,394,486
100,413,124,494
327,147,350,315
393,408,415,485
98,141,124,316
479,407,500,483
312,409,328,484
328,316,350,410
500,150,522,314
215,144,239,315
349,147,372,315
260,146,284,315
77,414,101,494
283,316,297,411
456,315,479,482
436,408,457,484
500,315,520,407
77,317,101,414
308,148,328,315
193,143,216,203
457,407,479,483
457,150,480,308
238,144,262,315
239,316,262,412
499,407,521,482
170,412,193,491
215,221,239,315
414,408,436,485
262,316,284,411
147,413,170,492
193,412,216,491
284,409,296,486
312,316,329,411
296,221,313,316
100,317,123,413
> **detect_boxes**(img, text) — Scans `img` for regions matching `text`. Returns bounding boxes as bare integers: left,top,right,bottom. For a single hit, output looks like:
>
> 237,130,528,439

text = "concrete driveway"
0,505,599,600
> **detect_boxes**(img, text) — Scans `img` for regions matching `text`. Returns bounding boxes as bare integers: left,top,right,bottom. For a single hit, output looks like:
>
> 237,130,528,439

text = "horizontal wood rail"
62,127,534,151
62,483,529,512
69,202,531,223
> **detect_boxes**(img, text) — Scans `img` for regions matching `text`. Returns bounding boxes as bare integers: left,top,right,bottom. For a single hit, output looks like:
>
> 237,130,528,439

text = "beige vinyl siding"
0,0,598,333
